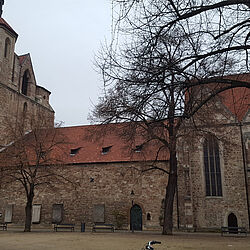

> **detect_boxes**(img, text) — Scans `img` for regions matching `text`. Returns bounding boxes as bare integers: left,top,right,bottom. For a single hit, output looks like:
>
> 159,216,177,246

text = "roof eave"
0,22,18,39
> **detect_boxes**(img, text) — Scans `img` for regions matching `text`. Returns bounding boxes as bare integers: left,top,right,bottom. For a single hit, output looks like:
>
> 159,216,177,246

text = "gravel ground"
0,230,249,250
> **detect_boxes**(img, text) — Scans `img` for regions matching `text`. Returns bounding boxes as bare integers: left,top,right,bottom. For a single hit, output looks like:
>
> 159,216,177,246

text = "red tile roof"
0,123,169,167
0,18,18,38
219,73,250,121
186,73,250,121
54,123,169,165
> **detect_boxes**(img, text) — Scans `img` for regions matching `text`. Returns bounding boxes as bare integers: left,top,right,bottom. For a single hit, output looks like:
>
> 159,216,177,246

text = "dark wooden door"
130,204,142,231
228,213,238,233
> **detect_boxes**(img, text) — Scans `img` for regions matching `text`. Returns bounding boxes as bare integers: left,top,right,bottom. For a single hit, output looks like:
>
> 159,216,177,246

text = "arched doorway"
130,204,142,231
228,213,238,233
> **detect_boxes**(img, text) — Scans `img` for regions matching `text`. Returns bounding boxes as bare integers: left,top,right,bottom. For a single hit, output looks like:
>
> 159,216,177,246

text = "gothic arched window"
21,70,30,96
203,135,222,196
4,37,11,58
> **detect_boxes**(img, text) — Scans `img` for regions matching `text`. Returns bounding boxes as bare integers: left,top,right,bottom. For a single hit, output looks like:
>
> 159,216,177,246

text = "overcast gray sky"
3,0,112,126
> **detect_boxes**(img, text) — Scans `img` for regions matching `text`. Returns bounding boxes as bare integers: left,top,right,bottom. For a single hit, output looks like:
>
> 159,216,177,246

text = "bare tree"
92,1,250,234
0,114,69,232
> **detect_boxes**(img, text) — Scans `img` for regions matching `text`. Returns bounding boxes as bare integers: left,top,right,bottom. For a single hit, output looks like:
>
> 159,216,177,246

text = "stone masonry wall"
0,82,54,145
177,123,249,230
0,120,249,231
0,162,169,230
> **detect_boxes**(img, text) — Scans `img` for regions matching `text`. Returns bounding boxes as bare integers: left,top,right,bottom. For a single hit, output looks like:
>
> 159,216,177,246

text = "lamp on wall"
130,190,135,206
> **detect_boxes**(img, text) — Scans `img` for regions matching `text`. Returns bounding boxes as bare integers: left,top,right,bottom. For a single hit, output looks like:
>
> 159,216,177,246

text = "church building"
0,80,249,232
0,3,249,233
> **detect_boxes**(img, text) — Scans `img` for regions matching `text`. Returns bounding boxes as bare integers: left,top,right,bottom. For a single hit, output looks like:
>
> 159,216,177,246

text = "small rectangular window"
40,151,46,159
4,204,13,223
93,204,105,223
102,146,112,154
32,204,41,224
70,147,81,156
52,204,63,224
134,145,143,152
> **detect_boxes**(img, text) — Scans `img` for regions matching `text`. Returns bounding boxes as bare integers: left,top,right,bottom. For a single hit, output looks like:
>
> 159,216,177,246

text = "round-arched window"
4,37,11,58
147,213,151,221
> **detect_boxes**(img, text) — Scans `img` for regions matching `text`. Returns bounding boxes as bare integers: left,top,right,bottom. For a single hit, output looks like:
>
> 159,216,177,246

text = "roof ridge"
56,121,132,130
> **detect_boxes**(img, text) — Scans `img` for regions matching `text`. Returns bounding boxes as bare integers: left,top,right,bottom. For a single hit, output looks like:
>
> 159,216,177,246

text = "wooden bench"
54,223,75,232
0,223,7,231
92,223,114,232
221,227,247,236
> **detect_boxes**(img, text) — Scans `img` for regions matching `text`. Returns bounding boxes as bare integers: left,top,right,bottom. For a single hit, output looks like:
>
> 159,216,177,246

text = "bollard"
81,222,85,232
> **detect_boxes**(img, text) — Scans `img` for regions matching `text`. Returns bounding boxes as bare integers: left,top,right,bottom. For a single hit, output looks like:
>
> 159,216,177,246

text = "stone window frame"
203,135,223,197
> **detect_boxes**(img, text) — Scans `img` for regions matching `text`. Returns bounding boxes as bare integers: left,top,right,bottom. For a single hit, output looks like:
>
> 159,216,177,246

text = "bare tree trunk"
163,83,178,235
162,149,177,235
24,186,34,232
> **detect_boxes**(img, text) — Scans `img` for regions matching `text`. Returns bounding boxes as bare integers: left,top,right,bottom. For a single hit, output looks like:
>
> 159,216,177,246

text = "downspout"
11,54,15,82
239,122,250,228
176,176,180,229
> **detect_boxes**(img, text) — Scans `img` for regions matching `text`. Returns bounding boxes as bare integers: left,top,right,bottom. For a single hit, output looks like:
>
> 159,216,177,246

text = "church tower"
0,3,54,147
0,14,18,85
